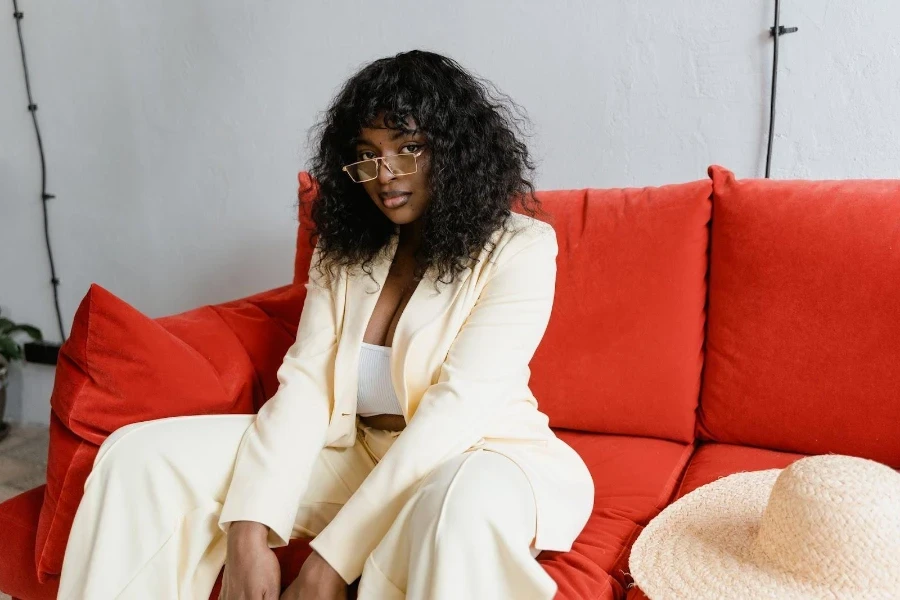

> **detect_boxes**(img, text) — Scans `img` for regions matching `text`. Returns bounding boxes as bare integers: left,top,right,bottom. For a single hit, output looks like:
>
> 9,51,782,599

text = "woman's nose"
376,158,396,184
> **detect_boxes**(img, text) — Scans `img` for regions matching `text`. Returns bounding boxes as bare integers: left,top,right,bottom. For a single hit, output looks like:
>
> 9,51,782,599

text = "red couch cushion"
52,284,257,443
530,181,711,443
34,413,103,585
210,284,305,411
699,166,900,467
36,284,270,581
293,171,319,285
538,430,693,599
0,486,58,600
671,442,805,501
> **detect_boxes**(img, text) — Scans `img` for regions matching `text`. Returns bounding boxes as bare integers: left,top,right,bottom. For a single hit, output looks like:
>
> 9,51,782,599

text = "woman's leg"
287,425,383,541
57,414,380,599
58,414,258,599
357,449,557,600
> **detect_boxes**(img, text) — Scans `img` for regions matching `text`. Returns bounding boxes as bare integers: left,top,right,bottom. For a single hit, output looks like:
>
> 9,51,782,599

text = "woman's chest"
330,264,483,424
363,267,420,348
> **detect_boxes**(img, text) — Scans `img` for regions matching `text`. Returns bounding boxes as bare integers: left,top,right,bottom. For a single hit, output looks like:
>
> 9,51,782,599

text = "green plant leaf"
0,336,23,362
6,324,43,341
0,318,14,335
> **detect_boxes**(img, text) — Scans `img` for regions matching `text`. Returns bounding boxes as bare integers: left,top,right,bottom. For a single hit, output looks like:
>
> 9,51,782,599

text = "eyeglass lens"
347,153,416,182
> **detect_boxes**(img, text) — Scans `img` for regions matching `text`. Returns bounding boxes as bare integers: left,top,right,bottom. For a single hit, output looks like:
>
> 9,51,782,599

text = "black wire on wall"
11,0,66,342
766,0,798,178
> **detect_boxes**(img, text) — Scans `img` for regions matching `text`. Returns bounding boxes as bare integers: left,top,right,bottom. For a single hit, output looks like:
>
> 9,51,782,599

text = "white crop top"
357,342,404,417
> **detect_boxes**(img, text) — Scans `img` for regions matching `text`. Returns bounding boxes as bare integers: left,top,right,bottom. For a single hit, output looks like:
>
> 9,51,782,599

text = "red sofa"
1,165,898,600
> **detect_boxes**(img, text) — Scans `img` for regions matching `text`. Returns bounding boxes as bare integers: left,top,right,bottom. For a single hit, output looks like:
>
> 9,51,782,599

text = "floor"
0,423,49,503
0,423,49,600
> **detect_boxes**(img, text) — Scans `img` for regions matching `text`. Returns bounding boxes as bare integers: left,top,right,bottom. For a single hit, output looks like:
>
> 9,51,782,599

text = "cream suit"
57,212,595,599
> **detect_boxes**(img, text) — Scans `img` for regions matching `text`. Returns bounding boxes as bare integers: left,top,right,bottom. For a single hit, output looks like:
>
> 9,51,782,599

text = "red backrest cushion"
528,180,712,443
698,166,900,467
293,171,319,284
37,284,260,581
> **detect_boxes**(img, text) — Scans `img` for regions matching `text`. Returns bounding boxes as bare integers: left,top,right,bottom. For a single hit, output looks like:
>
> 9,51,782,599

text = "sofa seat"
539,430,693,599
0,486,55,600
624,442,809,599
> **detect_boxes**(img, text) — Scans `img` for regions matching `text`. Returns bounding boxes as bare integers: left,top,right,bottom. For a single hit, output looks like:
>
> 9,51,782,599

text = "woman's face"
353,115,432,227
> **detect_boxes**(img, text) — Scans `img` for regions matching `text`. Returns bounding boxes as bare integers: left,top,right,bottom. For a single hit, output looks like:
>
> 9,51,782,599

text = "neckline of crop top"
360,341,391,353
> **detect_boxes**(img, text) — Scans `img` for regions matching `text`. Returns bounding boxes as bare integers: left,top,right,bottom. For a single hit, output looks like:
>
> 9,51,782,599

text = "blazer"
218,212,594,584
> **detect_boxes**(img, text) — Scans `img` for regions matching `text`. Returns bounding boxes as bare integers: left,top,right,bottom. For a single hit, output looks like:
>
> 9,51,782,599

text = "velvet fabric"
698,166,900,467
526,180,711,444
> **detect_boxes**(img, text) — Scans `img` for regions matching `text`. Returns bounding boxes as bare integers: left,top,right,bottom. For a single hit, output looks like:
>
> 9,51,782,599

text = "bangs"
339,78,433,153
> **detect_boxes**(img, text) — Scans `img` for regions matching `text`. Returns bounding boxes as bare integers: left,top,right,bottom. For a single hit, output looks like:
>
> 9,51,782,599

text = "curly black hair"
301,49,549,292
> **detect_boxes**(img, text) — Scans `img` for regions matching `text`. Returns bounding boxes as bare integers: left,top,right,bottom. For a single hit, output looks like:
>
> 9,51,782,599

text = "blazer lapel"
332,231,473,421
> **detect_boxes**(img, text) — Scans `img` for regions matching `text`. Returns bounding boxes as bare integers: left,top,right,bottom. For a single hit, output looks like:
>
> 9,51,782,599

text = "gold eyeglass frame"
342,147,425,183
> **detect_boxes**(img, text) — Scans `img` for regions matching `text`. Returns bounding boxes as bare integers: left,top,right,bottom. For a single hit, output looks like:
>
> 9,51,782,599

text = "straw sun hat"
629,454,900,599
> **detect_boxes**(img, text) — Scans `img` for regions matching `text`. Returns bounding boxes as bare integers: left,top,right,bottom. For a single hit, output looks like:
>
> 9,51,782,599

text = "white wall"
1,0,898,425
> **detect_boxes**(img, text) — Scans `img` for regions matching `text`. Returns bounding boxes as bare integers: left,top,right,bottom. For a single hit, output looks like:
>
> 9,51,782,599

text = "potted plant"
0,308,43,443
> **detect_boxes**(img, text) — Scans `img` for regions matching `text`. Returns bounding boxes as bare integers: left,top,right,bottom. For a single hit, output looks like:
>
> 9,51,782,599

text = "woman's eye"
357,144,421,161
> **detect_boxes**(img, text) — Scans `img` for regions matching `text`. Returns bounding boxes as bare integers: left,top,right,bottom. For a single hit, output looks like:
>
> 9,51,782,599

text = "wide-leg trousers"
57,414,557,599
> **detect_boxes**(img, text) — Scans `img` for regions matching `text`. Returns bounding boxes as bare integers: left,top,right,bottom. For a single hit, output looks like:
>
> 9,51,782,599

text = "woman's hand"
280,550,347,600
220,521,281,599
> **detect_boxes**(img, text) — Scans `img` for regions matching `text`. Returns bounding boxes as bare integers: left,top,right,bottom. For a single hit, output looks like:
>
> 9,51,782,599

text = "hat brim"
629,469,851,600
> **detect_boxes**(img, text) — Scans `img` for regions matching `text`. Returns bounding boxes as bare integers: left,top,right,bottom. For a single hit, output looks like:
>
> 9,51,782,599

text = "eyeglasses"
342,148,424,183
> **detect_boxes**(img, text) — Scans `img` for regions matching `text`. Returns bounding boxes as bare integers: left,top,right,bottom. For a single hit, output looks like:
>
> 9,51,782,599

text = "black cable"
766,0,798,179
765,0,781,178
12,1,66,342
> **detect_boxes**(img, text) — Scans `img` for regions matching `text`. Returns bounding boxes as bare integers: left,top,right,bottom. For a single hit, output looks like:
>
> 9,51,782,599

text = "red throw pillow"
698,166,900,467
36,284,259,581
211,283,306,410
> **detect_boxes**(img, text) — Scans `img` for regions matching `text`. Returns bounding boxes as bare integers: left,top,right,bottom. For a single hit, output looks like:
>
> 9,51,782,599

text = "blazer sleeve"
308,226,558,583
218,243,338,548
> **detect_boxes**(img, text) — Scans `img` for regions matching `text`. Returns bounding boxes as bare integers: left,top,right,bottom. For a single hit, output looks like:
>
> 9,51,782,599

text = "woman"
58,49,594,600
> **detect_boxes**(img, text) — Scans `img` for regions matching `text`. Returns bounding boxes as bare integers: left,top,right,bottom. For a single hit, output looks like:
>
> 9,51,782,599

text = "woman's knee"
94,419,172,474
92,414,253,480
415,451,535,536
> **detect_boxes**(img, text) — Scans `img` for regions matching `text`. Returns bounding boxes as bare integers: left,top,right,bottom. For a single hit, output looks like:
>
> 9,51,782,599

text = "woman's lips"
382,193,410,208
